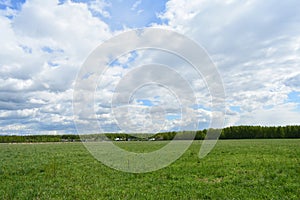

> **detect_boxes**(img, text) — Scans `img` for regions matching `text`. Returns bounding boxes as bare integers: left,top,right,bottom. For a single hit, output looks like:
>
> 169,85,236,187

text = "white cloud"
160,0,300,127
1,0,300,135
0,0,112,134
131,0,142,11
237,103,300,126
88,0,111,18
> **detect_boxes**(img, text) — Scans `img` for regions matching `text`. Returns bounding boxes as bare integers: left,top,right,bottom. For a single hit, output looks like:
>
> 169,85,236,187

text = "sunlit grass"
0,139,299,199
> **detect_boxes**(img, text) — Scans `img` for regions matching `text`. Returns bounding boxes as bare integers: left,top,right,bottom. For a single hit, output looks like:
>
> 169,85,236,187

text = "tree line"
220,125,300,139
155,125,300,140
0,125,299,143
0,135,80,143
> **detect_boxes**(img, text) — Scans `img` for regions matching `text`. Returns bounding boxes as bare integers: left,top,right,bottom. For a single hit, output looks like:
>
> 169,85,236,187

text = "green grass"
0,139,299,199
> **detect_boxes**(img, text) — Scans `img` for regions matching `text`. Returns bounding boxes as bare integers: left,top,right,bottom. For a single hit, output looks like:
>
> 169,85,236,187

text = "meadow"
0,139,299,199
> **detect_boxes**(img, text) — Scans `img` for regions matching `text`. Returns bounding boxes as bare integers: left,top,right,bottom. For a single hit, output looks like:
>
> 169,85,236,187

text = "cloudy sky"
0,0,300,135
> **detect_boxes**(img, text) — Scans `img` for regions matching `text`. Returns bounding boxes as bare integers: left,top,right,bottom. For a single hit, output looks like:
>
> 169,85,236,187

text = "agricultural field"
0,139,299,199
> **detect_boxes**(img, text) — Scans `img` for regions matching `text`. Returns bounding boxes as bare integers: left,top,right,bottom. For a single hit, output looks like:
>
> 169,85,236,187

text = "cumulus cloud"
0,0,111,134
1,0,300,135
160,0,300,126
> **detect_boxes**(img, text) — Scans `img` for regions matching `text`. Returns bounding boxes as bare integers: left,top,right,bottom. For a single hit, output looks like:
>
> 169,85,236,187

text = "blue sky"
0,0,300,135
62,0,167,30
0,0,25,10
1,0,167,29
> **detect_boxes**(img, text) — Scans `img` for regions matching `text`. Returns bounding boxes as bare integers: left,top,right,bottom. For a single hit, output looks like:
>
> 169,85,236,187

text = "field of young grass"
0,139,299,199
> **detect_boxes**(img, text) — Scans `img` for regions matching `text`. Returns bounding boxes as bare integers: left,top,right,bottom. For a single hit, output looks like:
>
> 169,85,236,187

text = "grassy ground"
0,139,299,199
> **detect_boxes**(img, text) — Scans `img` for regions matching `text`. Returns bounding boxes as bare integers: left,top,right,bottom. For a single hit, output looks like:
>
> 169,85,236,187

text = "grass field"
0,139,299,199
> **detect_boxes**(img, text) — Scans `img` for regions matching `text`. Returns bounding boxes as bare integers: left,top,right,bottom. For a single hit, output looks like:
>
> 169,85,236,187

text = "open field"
0,139,299,199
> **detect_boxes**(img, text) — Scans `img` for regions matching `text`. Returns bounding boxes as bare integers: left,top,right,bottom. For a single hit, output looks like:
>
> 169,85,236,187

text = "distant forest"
0,125,300,143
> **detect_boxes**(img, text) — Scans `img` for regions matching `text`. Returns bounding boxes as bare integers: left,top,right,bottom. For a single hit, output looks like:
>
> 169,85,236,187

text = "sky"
0,0,300,135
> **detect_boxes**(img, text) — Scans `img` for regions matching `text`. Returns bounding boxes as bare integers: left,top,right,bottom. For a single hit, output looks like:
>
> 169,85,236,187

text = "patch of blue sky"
58,0,66,5
48,61,59,67
166,114,181,120
102,0,167,30
286,91,300,111
42,46,55,53
0,0,25,10
1,0,168,30
109,50,138,69
68,0,167,31
230,106,241,112
287,91,300,103
109,58,121,67
137,99,154,107
109,57,131,69
127,50,138,64
5,14,14,19
42,46,64,54
81,72,94,80
19,44,32,54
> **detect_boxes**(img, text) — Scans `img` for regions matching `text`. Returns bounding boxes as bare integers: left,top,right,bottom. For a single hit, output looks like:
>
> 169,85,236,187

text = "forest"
0,125,299,143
